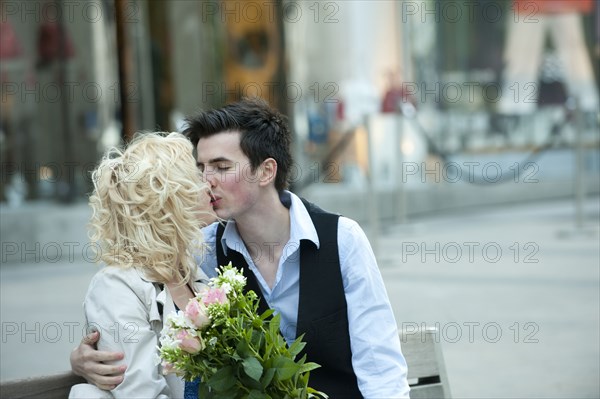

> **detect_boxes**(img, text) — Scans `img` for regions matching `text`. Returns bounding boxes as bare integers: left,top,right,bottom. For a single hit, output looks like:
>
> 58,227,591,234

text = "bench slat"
401,331,440,380
1,372,85,399
400,327,451,398
409,382,446,399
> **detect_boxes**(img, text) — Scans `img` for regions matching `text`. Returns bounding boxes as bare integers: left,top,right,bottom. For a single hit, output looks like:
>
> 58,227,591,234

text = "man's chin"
213,209,228,220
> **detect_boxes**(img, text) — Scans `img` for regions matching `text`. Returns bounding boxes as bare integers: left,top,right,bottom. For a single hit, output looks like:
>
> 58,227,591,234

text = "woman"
70,132,212,398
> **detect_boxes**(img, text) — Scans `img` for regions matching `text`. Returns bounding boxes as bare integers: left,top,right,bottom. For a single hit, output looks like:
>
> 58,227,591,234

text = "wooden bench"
402,326,452,398
0,326,450,398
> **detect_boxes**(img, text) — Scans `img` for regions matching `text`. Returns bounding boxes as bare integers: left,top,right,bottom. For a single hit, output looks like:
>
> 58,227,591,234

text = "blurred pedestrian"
495,0,598,131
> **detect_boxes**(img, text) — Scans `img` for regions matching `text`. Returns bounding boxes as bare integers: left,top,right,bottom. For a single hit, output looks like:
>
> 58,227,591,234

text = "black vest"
215,199,363,398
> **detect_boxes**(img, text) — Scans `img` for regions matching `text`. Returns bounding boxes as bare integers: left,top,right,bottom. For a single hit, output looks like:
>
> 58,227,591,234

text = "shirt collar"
220,190,319,255
287,191,320,248
221,220,243,257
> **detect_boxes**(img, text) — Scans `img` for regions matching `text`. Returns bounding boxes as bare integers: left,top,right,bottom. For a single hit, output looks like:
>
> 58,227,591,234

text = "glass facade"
1,0,598,205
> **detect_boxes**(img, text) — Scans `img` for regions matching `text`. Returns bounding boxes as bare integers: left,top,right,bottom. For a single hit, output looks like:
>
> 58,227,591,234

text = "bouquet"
159,264,327,399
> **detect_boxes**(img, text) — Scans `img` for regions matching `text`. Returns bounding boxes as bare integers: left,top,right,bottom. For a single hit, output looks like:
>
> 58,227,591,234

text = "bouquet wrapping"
159,264,327,399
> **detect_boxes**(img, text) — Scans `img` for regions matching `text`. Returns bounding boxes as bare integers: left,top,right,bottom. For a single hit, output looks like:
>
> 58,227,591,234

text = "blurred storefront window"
1,0,122,203
1,0,598,211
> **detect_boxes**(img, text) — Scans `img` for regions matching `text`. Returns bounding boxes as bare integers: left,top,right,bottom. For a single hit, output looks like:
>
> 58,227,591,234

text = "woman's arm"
70,330,125,390
82,269,172,398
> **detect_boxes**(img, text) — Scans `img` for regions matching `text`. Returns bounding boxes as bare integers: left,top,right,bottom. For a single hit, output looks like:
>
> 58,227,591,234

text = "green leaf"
247,390,265,399
292,388,306,399
239,372,262,391
242,357,263,381
269,313,281,336
263,340,273,360
197,382,211,399
260,368,276,389
236,339,251,359
252,317,263,328
260,308,275,320
214,387,240,399
307,387,329,398
206,365,236,392
299,362,321,373
273,356,301,381
288,339,306,357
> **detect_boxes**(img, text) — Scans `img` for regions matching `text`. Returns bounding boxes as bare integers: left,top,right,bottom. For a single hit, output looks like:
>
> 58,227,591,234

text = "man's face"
196,131,260,221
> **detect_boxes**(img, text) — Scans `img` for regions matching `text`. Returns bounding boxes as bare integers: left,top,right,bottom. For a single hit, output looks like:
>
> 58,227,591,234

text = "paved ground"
376,197,600,398
1,197,599,398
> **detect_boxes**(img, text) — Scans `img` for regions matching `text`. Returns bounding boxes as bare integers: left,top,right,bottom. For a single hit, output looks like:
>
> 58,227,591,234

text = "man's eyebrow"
196,157,232,166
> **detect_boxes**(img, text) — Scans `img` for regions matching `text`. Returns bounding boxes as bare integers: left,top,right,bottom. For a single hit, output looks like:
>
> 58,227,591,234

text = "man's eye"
216,165,230,171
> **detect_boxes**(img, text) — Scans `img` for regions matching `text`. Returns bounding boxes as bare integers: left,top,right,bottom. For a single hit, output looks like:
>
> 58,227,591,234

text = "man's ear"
258,158,277,187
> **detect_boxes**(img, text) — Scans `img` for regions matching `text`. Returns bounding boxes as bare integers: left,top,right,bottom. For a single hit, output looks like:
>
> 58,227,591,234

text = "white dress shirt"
198,191,410,398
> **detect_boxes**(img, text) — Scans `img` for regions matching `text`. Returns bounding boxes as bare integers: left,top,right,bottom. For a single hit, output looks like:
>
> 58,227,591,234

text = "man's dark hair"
183,97,293,192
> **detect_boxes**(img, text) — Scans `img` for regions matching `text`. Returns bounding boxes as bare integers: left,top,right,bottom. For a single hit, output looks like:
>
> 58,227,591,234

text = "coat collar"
134,266,209,321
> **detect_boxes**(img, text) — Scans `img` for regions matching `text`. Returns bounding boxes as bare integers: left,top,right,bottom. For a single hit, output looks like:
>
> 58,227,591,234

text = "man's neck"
234,191,291,288
235,191,290,251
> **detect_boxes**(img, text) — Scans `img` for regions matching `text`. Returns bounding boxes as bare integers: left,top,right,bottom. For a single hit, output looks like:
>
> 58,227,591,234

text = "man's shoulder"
297,196,340,217
291,193,360,233
338,216,360,231
336,216,367,248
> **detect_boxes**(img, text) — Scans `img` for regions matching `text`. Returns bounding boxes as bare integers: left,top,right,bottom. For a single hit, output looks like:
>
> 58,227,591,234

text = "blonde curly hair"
89,132,208,285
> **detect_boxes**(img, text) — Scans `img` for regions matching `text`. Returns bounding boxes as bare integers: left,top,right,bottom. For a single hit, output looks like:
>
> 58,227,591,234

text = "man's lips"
210,195,221,207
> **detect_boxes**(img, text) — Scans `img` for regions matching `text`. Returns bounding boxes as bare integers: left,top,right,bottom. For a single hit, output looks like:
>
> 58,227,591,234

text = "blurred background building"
1,0,598,216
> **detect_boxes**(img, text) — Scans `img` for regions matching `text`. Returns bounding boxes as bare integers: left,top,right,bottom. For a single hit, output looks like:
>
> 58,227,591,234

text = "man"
71,98,409,398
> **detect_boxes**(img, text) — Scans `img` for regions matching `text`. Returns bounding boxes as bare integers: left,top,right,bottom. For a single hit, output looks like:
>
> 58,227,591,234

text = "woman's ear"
258,158,277,187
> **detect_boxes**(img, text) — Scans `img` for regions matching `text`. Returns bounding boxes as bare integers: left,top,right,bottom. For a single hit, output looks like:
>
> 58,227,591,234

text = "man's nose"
202,170,217,187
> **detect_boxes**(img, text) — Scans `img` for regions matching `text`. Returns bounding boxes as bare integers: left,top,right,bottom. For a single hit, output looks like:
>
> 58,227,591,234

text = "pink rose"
202,287,229,306
176,329,203,354
161,361,175,375
184,299,210,329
